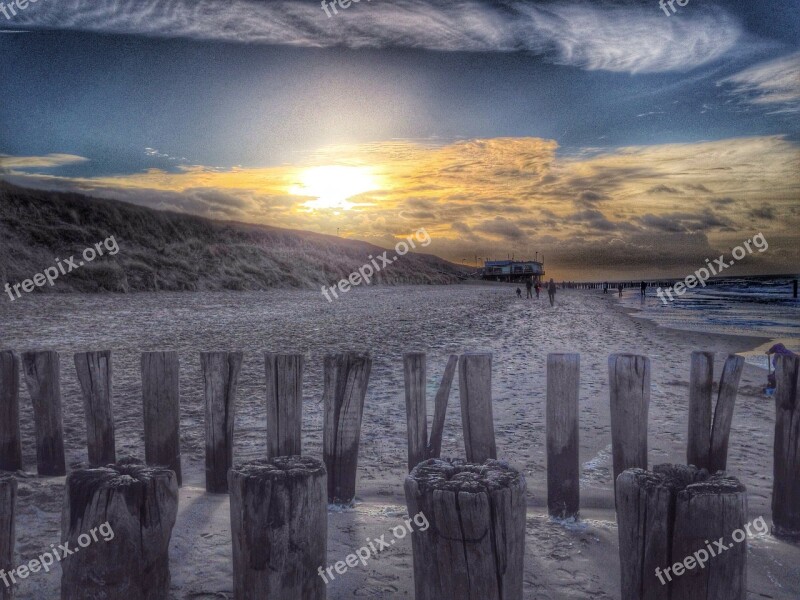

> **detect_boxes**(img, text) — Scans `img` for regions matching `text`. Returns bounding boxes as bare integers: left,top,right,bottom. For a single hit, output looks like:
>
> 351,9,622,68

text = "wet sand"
1,284,798,598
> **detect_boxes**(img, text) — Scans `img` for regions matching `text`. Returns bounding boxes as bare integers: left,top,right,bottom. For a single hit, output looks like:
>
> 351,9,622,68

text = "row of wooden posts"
0,348,798,599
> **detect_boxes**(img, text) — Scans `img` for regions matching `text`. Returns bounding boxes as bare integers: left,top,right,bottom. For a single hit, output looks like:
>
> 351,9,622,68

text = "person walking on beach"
618,283,623,297
547,278,557,306
603,282,608,294
534,281,541,299
640,281,647,297
525,279,533,299
516,287,522,298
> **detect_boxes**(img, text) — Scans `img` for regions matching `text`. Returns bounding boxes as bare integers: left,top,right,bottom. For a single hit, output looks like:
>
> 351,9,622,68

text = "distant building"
481,260,545,283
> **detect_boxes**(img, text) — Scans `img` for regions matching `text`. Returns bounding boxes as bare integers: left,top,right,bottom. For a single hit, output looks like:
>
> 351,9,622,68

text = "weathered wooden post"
686,353,744,471
60,462,178,600
458,352,496,463
404,352,428,472
547,353,580,519
265,353,304,459
609,354,650,496
74,351,116,466
427,355,458,460
0,473,16,600
229,456,327,599
404,458,526,600
0,352,22,471
201,352,243,493
141,351,182,485
323,352,372,504
22,351,66,476
772,354,800,538
617,465,747,600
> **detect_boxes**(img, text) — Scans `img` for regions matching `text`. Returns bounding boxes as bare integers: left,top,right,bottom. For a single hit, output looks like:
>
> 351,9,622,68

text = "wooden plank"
61,462,178,599
404,352,428,471
141,351,182,485
265,353,304,458
0,351,22,471
229,456,327,599
708,355,745,472
0,473,15,600
609,354,650,498
427,355,457,460
458,353,496,463
323,352,372,504
546,353,580,519
687,351,713,469
201,351,242,493
21,350,66,476
74,351,116,466
772,354,800,538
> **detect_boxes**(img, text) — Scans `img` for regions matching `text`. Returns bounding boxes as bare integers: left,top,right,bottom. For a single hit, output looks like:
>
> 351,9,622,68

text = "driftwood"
616,464,747,600
21,351,66,476
404,458,526,600
74,351,116,466
141,352,182,485
0,352,22,471
609,354,650,497
427,355,458,460
201,352,243,493
323,352,372,504
264,353,304,459
773,354,800,538
547,353,580,519
403,353,428,472
229,456,327,599
458,353,497,463
0,473,16,600
60,461,179,600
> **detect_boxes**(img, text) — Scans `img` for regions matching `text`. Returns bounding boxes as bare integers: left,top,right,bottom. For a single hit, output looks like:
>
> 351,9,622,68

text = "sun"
289,165,381,210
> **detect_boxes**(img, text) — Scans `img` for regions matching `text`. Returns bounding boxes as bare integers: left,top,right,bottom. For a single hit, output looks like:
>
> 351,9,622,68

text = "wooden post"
547,353,580,519
772,354,800,538
201,352,243,493
0,352,22,471
0,473,16,600
229,456,327,599
323,352,372,504
264,353,304,459
427,355,458,460
74,351,116,466
141,352,182,485
404,352,428,472
708,355,745,472
22,351,66,476
616,465,747,600
687,351,713,469
458,352,496,463
609,354,650,497
404,458,526,600
61,462,179,600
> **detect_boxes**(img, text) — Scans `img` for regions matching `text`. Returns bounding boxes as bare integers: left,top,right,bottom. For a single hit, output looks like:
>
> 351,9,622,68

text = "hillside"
0,182,467,294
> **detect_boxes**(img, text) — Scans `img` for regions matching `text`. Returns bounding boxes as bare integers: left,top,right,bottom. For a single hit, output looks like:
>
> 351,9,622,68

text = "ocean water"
620,276,800,367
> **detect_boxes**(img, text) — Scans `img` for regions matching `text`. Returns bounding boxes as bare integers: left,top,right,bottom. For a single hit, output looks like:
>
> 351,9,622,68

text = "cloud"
0,153,88,170
7,0,744,73
720,51,800,114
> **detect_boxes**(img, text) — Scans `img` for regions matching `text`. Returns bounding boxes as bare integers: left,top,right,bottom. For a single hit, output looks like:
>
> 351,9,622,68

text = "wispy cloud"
7,0,744,74
720,51,800,114
0,153,88,172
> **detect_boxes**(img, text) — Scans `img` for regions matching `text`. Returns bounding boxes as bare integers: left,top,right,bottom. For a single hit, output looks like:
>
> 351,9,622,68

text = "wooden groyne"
0,346,794,598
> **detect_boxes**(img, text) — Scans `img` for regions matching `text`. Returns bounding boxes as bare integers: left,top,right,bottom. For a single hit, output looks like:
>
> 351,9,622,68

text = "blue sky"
1,0,798,277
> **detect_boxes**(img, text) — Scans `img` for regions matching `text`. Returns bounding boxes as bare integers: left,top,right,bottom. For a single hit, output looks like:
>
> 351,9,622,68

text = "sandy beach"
1,284,798,599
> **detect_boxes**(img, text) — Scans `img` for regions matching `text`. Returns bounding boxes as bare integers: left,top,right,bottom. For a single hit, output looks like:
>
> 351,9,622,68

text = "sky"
0,0,798,279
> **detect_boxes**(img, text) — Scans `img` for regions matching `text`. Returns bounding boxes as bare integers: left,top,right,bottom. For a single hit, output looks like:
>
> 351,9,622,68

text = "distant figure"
766,343,798,392
603,282,608,294
618,283,623,297
534,281,541,299
640,281,647,297
526,279,533,299
547,278,557,307
516,287,522,298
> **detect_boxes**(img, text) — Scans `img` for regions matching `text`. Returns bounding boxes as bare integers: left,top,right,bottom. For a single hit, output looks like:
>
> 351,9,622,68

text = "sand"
0,284,798,598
